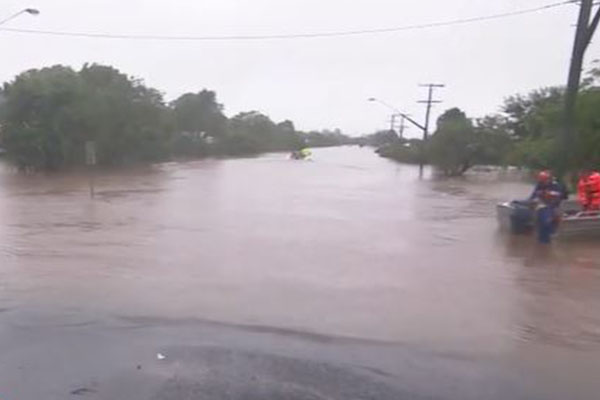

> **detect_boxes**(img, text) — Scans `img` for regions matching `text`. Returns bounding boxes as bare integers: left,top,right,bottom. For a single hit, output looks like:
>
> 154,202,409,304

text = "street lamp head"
367,98,376,102
0,8,40,27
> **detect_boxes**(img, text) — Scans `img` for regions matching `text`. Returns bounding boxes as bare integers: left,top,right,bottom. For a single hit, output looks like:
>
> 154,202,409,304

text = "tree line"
369,64,600,178
0,64,352,170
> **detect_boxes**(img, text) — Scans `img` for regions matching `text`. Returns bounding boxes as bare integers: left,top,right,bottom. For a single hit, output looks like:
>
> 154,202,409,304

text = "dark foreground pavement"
2,311,596,400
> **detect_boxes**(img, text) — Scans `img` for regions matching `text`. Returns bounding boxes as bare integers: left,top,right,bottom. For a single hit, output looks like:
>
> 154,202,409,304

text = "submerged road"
0,147,599,399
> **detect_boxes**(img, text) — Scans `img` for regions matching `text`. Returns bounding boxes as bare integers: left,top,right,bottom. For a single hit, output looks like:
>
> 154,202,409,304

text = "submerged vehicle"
290,148,312,160
497,199,600,238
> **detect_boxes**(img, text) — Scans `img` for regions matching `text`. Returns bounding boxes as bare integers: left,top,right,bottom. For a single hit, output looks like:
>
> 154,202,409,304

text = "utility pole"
417,84,444,174
418,84,445,142
389,114,397,135
399,115,409,139
561,0,600,175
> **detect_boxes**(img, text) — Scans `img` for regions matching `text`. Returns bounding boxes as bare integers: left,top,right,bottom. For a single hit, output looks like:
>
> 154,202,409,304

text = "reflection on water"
499,234,600,349
0,147,600,360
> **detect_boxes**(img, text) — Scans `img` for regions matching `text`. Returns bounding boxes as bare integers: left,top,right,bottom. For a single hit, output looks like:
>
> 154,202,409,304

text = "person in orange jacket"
577,170,600,211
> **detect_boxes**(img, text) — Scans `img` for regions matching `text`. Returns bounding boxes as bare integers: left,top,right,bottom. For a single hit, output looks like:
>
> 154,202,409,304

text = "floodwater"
1,146,600,399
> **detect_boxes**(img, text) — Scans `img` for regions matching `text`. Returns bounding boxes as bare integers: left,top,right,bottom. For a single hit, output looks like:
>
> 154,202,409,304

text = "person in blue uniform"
529,170,568,244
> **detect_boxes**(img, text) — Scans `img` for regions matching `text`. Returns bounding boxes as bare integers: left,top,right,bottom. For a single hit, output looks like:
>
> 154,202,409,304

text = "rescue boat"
497,199,600,238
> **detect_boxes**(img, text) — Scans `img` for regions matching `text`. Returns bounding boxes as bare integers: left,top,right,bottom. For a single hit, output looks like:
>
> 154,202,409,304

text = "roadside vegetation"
0,64,352,170
369,64,600,177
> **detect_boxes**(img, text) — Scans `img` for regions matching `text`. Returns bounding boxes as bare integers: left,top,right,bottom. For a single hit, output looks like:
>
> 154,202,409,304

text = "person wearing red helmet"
538,170,551,183
529,170,568,244
529,170,567,207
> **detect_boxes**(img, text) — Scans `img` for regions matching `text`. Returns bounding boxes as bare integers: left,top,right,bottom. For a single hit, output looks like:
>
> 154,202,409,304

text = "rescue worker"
577,170,600,211
529,170,568,244
529,171,567,204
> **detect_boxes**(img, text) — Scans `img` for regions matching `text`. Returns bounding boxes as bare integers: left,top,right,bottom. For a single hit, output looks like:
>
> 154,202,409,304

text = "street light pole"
0,8,40,26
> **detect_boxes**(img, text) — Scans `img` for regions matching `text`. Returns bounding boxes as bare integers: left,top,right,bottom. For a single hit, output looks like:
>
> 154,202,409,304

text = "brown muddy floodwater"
0,146,599,399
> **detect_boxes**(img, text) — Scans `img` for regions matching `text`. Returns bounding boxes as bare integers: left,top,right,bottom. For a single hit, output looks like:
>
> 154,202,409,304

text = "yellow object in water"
300,148,312,158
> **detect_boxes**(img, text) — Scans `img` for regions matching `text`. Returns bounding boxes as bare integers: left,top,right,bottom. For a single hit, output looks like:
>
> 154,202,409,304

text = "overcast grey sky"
1,0,598,137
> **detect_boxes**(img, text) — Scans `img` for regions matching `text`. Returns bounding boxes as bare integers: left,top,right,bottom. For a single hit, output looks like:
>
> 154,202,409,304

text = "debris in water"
71,387,96,396
157,353,166,360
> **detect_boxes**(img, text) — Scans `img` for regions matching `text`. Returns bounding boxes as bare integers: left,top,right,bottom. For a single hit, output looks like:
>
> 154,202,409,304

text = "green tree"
502,87,564,140
170,90,227,157
428,108,477,176
0,64,171,170
171,90,226,138
572,88,600,168
0,64,351,169
0,65,84,169
582,59,600,88
78,64,171,164
474,115,513,166
495,88,564,170
220,111,304,154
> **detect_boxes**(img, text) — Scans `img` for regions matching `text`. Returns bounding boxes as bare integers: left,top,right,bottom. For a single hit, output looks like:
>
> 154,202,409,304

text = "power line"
0,1,575,42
